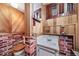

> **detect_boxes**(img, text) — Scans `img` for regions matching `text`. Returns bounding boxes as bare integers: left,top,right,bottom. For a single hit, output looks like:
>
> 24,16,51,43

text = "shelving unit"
24,36,37,56
43,34,74,56
0,33,25,56
12,34,23,46
0,33,13,56
0,33,37,56
59,35,73,55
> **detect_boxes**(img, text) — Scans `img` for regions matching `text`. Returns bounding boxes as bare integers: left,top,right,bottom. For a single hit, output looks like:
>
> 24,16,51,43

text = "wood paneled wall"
11,6,25,33
0,4,12,33
0,4,25,34
33,21,43,35
25,3,33,36
76,4,79,51
45,15,77,35
56,15,77,26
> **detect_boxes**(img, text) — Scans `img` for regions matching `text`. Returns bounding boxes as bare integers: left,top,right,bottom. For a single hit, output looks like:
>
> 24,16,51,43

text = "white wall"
32,3,41,12
64,3,68,15
10,3,25,12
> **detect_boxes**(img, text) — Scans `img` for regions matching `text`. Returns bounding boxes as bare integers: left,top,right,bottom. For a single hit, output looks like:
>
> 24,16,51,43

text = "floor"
37,46,58,56
14,35,60,56
13,45,59,56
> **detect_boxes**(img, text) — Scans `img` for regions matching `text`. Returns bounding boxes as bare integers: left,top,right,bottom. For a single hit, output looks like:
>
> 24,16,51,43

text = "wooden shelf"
44,34,73,37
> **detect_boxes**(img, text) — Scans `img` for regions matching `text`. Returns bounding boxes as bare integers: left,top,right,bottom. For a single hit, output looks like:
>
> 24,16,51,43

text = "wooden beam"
75,4,79,51
41,4,46,34
24,3,33,36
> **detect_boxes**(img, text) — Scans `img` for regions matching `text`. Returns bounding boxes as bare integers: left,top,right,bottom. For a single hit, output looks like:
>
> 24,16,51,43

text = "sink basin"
37,35,59,51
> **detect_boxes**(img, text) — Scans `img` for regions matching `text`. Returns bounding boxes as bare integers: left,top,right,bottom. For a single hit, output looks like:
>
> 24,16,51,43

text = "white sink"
37,35,59,51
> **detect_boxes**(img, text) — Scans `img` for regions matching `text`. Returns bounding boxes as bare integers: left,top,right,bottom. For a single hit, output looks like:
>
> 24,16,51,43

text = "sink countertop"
37,35,59,51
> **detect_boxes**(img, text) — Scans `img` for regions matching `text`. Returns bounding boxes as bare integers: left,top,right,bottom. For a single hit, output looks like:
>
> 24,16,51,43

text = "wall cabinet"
67,25,75,35
68,15,77,24
56,15,77,26
43,26,50,34
56,26,60,34
47,19,54,26
64,25,75,35
43,25,75,35
43,26,57,34
59,35,73,55
56,17,65,25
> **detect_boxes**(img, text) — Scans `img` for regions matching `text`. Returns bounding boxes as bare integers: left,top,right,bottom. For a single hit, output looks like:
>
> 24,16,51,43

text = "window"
33,8,41,20
51,4,58,16
46,3,58,19
59,3,64,15
67,3,75,14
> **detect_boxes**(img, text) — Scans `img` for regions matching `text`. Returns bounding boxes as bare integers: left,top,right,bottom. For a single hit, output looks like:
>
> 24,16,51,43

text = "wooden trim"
43,34,73,37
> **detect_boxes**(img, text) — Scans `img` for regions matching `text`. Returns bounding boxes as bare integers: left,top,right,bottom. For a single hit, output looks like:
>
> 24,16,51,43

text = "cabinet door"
56,26,60,34
68,15,77,24
64,26,69,34
43,26,50,34
56,17,64,25
50,27,54,34
64,25,75,35
68,25,75,35
71,15,77,24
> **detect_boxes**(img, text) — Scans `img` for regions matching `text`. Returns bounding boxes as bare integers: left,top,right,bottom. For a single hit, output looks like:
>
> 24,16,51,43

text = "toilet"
13,43,25,56
14,49,24,56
